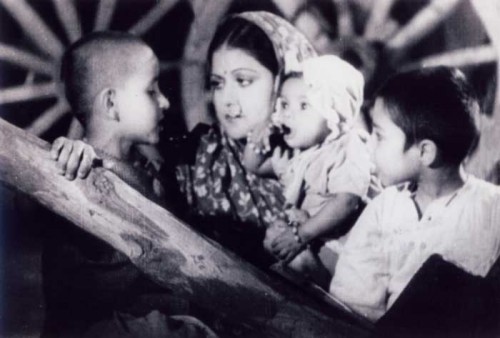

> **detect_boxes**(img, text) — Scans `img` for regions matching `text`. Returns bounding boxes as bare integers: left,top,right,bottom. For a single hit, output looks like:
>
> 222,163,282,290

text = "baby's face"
114,47,169,145
277,77,329,149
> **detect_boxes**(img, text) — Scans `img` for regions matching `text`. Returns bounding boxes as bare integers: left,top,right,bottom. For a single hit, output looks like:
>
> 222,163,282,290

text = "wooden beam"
0,117,370,337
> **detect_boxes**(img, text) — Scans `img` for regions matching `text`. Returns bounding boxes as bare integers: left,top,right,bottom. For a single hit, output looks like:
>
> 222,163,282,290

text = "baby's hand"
285,208,310,225
51,137,111,180
271,147,291,179
247,121,274,154
263,219,287,253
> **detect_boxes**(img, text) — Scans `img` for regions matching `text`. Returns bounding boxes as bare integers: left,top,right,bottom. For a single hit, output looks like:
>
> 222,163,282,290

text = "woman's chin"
221,125,247,140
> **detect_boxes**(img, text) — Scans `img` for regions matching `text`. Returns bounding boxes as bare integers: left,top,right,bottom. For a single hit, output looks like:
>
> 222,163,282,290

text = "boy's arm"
300,193,360,244
51,137,111,179
270,193,360,262
329,194,389,322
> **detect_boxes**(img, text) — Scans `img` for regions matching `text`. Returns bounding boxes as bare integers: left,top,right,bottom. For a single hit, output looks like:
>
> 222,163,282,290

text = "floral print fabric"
176,126,285,230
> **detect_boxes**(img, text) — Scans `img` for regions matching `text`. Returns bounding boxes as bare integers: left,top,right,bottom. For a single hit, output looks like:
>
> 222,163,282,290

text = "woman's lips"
224,114,243,123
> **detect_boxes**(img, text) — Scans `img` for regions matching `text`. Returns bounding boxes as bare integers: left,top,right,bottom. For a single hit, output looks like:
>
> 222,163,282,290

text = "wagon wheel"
0,0,194,141
1,0,499,181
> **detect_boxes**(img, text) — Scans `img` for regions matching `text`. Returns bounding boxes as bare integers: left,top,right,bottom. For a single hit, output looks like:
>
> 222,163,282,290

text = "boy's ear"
418,139,438,167
99,88,120,122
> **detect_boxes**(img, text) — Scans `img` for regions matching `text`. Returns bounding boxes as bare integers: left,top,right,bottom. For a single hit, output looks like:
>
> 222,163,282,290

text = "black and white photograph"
1,0,500,337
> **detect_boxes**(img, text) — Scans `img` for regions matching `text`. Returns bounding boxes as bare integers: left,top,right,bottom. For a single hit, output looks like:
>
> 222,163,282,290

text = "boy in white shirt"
329,67,500,322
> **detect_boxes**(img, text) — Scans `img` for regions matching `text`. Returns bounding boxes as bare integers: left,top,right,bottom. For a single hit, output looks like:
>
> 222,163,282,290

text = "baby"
243,55,375,285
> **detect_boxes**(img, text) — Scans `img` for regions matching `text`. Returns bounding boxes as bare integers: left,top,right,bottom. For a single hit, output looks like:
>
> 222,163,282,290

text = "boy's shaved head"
61,31,153,124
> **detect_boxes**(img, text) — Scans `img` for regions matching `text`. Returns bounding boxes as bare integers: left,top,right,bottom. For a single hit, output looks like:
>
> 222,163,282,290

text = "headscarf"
301,55,364,138
235,11,317,102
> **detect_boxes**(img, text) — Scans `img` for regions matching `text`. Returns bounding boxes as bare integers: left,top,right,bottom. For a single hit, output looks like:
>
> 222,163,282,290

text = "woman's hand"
50,137,110,180
264,219,287,253
271,147,291,179
247,121,274,154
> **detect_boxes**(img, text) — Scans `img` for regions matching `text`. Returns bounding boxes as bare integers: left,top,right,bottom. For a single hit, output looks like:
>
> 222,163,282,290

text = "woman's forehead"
211,47,269,74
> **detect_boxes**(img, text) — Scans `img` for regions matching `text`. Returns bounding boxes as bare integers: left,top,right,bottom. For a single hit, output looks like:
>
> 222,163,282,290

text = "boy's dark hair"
61,31,147,125
376,67,480,165
207,17,279,78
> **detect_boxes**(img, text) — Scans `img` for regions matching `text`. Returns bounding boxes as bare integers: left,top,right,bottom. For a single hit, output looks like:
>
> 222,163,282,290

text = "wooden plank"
0,117,370,337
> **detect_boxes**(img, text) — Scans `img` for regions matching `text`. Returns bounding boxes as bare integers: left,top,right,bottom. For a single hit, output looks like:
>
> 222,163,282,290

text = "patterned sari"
175,12,316,262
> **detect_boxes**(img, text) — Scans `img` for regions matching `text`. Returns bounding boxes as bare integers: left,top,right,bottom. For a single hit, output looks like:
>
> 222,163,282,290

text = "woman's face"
210,47,275,140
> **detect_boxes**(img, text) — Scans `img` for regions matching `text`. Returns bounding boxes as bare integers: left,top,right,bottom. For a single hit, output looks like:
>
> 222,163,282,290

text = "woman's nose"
221,84,237,107
159,94,170,111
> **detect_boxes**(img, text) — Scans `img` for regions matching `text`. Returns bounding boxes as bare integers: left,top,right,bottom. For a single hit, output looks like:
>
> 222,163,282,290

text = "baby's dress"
280,128,373,251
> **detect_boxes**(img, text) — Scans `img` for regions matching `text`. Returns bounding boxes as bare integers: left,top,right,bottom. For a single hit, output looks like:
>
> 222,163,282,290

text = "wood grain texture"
0,117,370,337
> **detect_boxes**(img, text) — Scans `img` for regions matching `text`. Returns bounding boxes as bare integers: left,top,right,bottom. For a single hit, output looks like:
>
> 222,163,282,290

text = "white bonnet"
302,55,364,137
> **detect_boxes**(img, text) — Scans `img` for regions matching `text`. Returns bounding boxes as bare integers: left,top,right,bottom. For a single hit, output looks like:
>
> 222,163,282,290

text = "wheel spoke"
25,100,68,136
334,0,354,37
0,0,64,58
0,43,53,76
386,0,462,54
94,0,117,31
181,0,231,130
128,0,180,36
51,0,82,42
364,0,396,40
0,82,58,105
407,45,496,69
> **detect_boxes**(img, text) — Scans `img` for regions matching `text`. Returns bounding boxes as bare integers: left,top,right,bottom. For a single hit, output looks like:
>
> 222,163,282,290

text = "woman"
174,11,317,264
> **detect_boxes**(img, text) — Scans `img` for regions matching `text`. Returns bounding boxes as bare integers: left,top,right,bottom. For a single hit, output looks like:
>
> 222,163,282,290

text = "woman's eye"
237,78,252,87
280,101,288,110
209,80,223,90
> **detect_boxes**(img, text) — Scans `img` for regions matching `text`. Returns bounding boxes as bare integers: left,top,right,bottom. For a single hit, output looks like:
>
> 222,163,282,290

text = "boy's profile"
44,32,214,337
53,31,169,200
329,67,500,322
